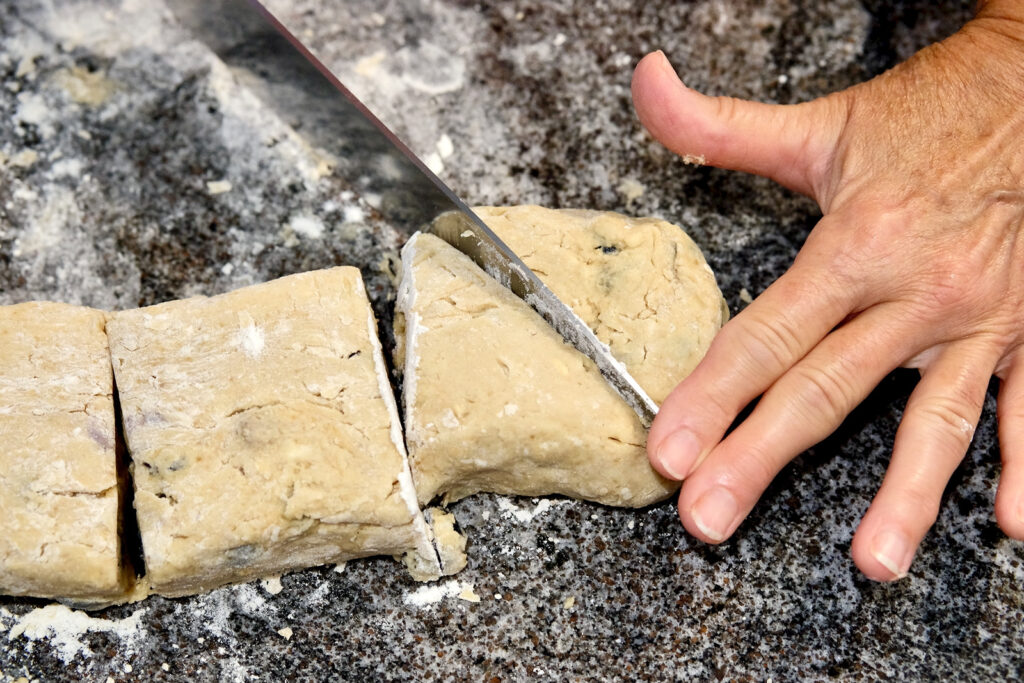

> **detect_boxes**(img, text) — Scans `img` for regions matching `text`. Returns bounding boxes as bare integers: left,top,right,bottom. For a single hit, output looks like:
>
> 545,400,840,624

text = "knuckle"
913,394,978,451
732,313,806,376
788,359,859,426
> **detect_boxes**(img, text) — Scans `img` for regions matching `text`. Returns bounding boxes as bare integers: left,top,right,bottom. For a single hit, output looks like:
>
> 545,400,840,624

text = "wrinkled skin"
634,1,1024,580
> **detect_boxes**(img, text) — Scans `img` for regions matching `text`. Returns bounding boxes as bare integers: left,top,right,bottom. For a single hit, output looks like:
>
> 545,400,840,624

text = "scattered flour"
5,605,147,663
238,323,265,359
423,152,444,175
436,133,454,159
495,497,564,523
303,579,332,608
403,580,480,607
289,214,325,239
342,205,365,224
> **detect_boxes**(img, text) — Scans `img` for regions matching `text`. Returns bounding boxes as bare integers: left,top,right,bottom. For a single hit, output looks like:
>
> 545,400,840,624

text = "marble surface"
2,0,1021,680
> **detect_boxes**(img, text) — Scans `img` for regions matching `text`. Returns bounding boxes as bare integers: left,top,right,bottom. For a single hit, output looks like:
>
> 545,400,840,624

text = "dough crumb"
739,287,753,304
427,508,468,576
354,50,387,77
260,577,283,595
458,586,481,603
161,663,170,672
334,562,347,574
9,149,38,167
616,178,645,204
206,179,232,195
563,596,576,609
277,627,293,640
682,153,706,166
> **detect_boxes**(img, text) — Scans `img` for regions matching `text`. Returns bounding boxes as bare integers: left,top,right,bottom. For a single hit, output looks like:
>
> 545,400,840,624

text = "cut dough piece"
473,205,728,404
0,302,128,605
108,268,442,597
396,233,678,507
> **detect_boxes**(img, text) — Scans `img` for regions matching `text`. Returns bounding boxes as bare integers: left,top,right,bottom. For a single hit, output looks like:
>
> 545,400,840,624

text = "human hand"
633,2,1024,580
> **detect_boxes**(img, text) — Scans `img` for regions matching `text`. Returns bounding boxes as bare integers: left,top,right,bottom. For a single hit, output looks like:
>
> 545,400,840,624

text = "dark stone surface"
2,0,1021,681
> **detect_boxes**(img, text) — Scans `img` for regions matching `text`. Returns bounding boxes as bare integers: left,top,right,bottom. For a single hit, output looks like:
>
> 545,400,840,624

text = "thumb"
632,51,846,199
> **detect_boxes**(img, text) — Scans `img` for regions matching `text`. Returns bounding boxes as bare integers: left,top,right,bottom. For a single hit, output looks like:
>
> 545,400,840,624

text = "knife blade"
170,0,659,427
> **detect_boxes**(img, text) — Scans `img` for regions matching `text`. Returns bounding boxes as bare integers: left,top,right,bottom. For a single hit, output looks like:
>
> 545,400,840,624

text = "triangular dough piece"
396,233,677,508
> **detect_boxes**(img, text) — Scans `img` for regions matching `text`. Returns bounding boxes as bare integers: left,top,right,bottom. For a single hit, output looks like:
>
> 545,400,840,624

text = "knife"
170,0,660,427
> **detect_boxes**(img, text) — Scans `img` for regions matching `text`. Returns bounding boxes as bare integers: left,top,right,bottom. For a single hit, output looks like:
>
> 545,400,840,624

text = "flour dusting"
403,580,479,607
5,604,147,663
238,323,265,359
495,497,564,523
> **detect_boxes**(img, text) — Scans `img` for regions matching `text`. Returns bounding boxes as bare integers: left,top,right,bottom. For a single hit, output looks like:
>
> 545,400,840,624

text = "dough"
0,302,128,604
107,268,444,596
395,209,726,507
396,233,665,507
473,206,728,404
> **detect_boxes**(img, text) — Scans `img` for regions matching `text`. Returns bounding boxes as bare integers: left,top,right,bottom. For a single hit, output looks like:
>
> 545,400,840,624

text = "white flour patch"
436,133,454,159
403,580,478,608
304,579,332,607
238,323,265,359
342,205,365,223
6,605,147,663
289,214,325,239
495,497,564,523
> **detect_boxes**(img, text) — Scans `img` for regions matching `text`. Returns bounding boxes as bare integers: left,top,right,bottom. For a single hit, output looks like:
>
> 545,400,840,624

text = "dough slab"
107,268,442,596
0,302,127,604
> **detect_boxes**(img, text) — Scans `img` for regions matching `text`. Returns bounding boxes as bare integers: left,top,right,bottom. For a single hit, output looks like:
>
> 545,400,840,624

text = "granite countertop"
1,0,1021,680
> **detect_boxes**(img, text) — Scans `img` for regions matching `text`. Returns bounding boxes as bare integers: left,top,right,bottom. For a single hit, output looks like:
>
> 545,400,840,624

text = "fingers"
672,303,915,543
631,50,846,197
850,339,1001,581
648,251,860,482
995,352,1024,539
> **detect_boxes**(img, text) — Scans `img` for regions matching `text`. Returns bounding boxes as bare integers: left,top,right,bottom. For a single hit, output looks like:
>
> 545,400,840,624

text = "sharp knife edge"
171,0,659,427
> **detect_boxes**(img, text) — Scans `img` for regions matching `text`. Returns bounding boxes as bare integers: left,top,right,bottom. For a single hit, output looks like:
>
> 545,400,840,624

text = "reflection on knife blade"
170,0,659,426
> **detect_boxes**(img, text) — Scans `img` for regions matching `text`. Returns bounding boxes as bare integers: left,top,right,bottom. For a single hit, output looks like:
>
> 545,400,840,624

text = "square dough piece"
107,268,440,596
0,302,127,604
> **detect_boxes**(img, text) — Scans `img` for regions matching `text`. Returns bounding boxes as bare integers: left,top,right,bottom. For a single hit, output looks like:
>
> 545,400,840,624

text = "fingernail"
871,529,913,580
690,486,739,542
655,429,702,480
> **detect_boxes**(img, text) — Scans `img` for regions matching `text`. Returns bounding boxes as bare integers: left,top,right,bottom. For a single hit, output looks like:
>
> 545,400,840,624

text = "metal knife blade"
171,0,659,427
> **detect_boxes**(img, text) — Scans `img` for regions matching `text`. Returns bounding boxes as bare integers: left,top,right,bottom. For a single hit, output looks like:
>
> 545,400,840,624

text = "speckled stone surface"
1,0,1021,681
